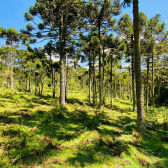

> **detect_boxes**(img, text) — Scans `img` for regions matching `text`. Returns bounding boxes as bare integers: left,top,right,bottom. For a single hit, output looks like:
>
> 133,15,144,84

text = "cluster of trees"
0,0,168,134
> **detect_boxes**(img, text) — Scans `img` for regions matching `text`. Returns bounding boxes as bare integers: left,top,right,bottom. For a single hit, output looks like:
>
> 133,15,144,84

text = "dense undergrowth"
0,89,168,168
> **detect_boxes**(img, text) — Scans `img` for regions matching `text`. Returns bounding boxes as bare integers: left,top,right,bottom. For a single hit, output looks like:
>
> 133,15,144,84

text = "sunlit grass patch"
0,88,168,167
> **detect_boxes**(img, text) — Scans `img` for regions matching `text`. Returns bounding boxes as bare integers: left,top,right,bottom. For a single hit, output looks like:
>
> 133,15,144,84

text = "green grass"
0,88,168,168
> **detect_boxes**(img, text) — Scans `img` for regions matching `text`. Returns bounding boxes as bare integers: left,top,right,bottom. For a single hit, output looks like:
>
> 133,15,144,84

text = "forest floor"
0,89,168,168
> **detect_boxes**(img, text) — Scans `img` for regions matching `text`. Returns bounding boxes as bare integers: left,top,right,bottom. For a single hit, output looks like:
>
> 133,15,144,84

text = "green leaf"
0,27,6,37
26,24,35,31
29,6,37,16
24,12,34,21
38,23,44,30
29,37,36,44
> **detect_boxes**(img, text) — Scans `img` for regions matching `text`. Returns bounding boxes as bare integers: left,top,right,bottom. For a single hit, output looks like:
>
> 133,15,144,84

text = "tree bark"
131,35,136,111
114,69,116,98
158,77,161,106
59,10,65,106
119,81,121,99
50,54,55,98
25,77,27,90
98,23,102,105
41,81,43,96
146,57,149,112
110,55,113,108
102,44,105,105
35,75,38,96
89,58,91,103
133,0,146,134
10,41,13,90
151,45,155,113
93,53,96,105
1,59,2,89
54,71,56,97
65,56,68,101
28,72,31,92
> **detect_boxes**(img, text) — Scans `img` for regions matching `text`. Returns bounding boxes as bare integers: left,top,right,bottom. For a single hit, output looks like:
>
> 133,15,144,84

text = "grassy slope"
0,89,168,168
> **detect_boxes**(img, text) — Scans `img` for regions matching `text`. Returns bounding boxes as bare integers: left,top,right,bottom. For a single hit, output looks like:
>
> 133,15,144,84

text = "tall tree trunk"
50,54,55,98
131,35,136,111
93,53,96,105
146,57,149,112
110,55,113,108
10,41,13,90
54,71,56,97
41,81,43,95
114,69,116,98
38,83,41,95
122,80,124,99
107,70,110,99
89,58,91,103
95,79,97,103
133,0,146,134
29,72,31,92
98,23,102,105
156,55,160,106
152,45,155,113
127,83,129,100
119,81,121,99
1,60,2,89
59,10,65,106
102,44,105,105
149,83,151,105
35,75,37,96
65,55,68,101
7,54,10,88
25,77,27,90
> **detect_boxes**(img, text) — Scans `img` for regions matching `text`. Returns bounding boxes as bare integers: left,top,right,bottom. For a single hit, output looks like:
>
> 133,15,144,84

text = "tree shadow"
0,92,168,167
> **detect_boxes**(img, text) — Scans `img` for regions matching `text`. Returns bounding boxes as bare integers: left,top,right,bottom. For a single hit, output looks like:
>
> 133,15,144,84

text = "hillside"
0,89,168,168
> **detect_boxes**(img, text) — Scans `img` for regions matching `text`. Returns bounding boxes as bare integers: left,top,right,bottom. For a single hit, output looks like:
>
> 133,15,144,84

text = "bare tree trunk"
158,77,161,106
133,0,146,134
98,23,102,105
1,60,2,89
41,81,43,96
114,70,116,98
95,79,97,103
6,53,9,88
93,53,96,105
29,72,31,92
146,57,149,112
122,80,124,100
35,75,38,96
102,44,105,105
107,70,110,99
59,10,65,106
89,58,91,103
152,45,155,113
10,41,13,90
38,84,41,95
50,54,55,98
54,71,56,97
110,55,113,108
119,81,121,99
25,77,27,90
65,56,68,101
131,35,136,111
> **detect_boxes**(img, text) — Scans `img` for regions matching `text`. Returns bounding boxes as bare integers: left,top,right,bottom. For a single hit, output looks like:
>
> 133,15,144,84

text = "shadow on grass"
0,92,168,167
0,101,131,167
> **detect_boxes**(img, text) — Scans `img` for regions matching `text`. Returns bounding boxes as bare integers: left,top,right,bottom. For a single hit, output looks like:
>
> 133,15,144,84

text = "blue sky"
0,0,168,49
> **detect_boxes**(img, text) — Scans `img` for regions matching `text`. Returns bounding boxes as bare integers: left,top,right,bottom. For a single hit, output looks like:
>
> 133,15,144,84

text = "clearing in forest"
0,90,168,168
